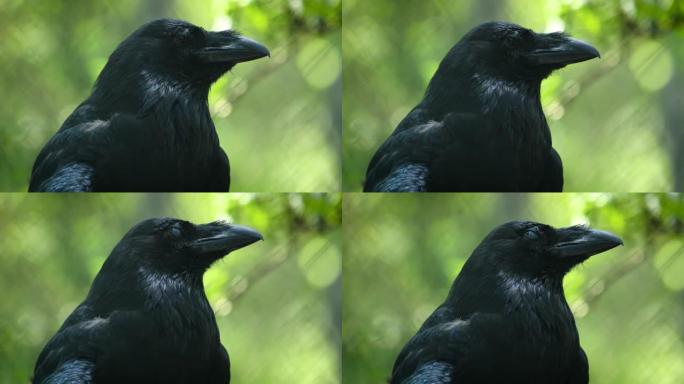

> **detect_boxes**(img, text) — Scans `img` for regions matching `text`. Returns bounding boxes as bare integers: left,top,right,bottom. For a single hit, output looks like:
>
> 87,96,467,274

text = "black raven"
32,218,263,383
29,19,269,192
390,221,623,383
364,22,600,192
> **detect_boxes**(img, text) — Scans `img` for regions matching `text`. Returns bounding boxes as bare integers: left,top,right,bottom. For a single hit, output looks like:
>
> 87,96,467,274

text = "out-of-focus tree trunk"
142,0,175,18
500,194,529,218
139,194,174,218
472,0,504,21
662,55,684,191
327,275,341,377
328,73,343,186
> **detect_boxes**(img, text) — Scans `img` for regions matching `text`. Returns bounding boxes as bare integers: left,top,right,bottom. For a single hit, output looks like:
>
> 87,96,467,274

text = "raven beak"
188,223,263,255
198,34,270,64
526,35,600,66
553,227,623,259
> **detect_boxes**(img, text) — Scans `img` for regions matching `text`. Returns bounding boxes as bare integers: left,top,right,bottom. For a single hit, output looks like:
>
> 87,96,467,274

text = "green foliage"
343,193,684,384
560,0,684,40
342,0,684,191
229,0,341,38
0,193,341,383
0,0,341,192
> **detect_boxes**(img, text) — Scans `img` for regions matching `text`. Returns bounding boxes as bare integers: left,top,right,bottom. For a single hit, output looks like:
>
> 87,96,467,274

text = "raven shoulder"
364,110,510,191
391,313,504,383
33,306,150,383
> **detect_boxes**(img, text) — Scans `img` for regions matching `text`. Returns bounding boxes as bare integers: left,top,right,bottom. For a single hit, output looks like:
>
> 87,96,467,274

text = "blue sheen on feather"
41,360,94,384
403,361,453,384
39,163,94,192
373,163,429,192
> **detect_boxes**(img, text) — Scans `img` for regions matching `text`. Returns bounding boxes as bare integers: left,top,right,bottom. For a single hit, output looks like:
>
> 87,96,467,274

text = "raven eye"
169,224,182,238
173,26,204,45
172,26,201,45
174,28,191,41
524,227,540,240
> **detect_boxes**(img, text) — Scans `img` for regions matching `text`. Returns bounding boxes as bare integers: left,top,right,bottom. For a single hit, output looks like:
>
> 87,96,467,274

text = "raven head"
475,221,622,278
454,21,599,81
96,18,269,93
117,217,263,274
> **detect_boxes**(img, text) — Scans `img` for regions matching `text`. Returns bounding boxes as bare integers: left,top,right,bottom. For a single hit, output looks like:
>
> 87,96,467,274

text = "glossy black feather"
365,22,599,192
29,19,268,192
33,218,264,384
390,221,622,384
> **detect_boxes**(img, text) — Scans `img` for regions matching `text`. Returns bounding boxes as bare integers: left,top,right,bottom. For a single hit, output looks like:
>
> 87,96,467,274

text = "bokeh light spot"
628,40,674,92
653,240,684,291
297,237,341,288
296,37,341,89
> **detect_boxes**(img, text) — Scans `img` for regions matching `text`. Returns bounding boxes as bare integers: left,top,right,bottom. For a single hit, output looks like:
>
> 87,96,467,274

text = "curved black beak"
188,222,263,255
553,226,623,259
198,34,270,64
526,34,600,67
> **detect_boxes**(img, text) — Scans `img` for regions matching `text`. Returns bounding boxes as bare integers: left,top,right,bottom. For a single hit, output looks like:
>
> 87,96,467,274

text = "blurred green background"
343,193,684,383
343,0,684,191
0,0,341,192
0,193,341,383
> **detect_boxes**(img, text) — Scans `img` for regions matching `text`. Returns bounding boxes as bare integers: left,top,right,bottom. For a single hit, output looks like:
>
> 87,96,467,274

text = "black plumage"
29,19,269,192
364,22,600,192
32,218,263,383
390,221,623,383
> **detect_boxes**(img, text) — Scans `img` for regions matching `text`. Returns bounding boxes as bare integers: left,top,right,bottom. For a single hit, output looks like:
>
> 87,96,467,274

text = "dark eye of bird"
185,27,205,44
169,223,182,238
192,27,206,40
523,227,540,240
172,27,198,44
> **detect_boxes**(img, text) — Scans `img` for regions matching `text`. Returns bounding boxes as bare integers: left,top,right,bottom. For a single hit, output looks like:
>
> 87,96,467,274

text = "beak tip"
245,228,264,242
225,224,263,247
597,229,623,248
245,37,270,59
583,42,601,61
592,48,601,60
